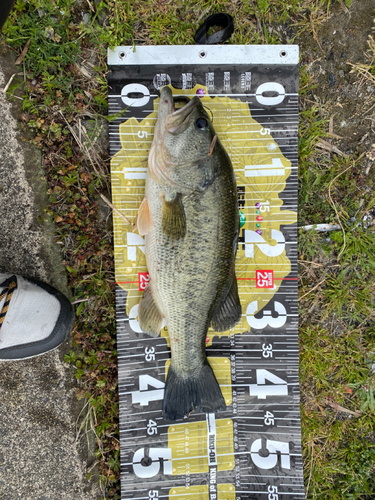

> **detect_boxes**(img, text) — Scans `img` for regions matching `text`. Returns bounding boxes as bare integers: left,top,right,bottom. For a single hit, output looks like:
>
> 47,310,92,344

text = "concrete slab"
0,48,101,500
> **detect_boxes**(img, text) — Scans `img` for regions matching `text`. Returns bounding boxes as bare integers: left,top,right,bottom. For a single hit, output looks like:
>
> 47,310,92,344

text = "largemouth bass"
135,86,241,421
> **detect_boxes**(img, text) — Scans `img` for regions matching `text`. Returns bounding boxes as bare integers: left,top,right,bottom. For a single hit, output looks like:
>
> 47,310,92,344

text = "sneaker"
0,0,15,31
0,274,75,360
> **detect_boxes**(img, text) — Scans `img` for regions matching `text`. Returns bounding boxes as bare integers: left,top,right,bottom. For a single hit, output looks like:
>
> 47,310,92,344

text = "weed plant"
2,0,374,499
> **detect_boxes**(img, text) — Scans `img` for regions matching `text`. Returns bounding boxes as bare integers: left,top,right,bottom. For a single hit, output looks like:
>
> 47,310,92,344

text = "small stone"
81,12,90,24
328,73,336,86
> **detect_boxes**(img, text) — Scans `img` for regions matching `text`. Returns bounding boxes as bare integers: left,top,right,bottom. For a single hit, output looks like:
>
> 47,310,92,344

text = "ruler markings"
109,50,303,500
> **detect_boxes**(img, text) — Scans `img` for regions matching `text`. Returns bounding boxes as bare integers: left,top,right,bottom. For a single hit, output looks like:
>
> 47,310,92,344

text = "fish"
134,86,241,421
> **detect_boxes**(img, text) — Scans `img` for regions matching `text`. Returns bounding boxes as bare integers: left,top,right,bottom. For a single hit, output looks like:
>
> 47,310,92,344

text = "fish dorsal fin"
138,282,164,337
211,275,242,332
162,193,186,239
134,197,152,236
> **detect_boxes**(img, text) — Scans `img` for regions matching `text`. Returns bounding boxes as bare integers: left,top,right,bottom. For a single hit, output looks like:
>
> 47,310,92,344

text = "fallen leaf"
15,39,31,65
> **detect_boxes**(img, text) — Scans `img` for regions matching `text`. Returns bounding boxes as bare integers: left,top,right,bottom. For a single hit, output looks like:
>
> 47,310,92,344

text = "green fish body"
136,86,241,421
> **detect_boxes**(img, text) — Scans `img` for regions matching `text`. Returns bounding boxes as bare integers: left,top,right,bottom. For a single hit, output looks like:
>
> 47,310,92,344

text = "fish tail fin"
163,362,226,421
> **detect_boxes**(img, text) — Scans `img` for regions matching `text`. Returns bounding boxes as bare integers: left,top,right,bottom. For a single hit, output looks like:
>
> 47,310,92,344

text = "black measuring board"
107,45,304,500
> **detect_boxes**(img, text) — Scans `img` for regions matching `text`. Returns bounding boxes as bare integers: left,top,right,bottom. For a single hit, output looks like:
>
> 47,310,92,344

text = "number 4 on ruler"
132,375,164,405
249,369,288,399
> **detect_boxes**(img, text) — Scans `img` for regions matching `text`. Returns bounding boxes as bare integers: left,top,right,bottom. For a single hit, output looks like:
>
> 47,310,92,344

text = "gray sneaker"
0,274,75,360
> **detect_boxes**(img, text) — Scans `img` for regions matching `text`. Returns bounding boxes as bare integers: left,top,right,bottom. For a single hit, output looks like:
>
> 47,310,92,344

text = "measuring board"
107,45,304,500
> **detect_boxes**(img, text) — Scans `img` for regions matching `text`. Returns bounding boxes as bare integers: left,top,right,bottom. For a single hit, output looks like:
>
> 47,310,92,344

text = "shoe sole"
0,277,75,361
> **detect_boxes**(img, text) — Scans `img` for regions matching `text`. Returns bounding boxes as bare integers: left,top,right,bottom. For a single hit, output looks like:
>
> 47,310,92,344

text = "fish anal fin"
162,193,186,239
135,197,152,236
211,275,242,332
138,283,163,337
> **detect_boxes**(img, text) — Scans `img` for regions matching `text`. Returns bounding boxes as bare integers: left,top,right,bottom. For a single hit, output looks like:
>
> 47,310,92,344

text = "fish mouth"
158,87,200,134
172,95,191,108
171,95,198,116
167,95,200,134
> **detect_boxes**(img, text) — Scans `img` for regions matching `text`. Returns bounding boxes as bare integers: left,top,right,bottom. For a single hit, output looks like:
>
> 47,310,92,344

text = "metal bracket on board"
108,44,304,500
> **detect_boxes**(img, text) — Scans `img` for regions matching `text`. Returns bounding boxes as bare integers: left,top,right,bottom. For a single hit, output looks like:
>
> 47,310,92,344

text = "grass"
2,0,375,499
297,20,375,496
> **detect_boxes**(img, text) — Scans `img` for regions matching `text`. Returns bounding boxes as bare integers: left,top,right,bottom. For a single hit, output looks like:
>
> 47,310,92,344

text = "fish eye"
195,117,209,131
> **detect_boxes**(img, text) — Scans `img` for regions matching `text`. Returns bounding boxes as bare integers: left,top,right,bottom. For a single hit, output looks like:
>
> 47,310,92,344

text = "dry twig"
316,138,347,157
2,73,16,92
322,398,362,417
99,193,132,225
348,62,375,85
250,1,265,43
298,278,326,301
327,162,356,259
59,111,110,191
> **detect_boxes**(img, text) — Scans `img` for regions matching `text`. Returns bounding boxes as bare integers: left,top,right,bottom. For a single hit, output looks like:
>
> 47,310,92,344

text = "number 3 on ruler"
246,301,287,329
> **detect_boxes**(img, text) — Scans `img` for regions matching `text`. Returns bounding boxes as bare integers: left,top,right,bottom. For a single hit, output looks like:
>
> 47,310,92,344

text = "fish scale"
108,44,304,500
146,175,236,372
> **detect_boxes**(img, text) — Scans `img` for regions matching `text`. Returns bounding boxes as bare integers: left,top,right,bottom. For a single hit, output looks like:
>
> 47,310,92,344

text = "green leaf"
257,0,269,14
76,301,85,316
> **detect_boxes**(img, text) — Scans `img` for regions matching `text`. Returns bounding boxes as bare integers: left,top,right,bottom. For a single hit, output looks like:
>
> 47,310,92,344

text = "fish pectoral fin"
211,275,242,332
161,193,186,239
138,283,164,337
135,197,152,236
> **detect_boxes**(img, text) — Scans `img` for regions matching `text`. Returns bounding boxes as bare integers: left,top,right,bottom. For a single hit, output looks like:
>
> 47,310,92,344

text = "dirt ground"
299,0,375,185
0,49,101,500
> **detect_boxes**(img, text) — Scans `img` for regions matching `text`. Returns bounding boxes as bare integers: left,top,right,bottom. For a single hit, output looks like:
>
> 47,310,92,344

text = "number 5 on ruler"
250,439,290,470
133,447,172,478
